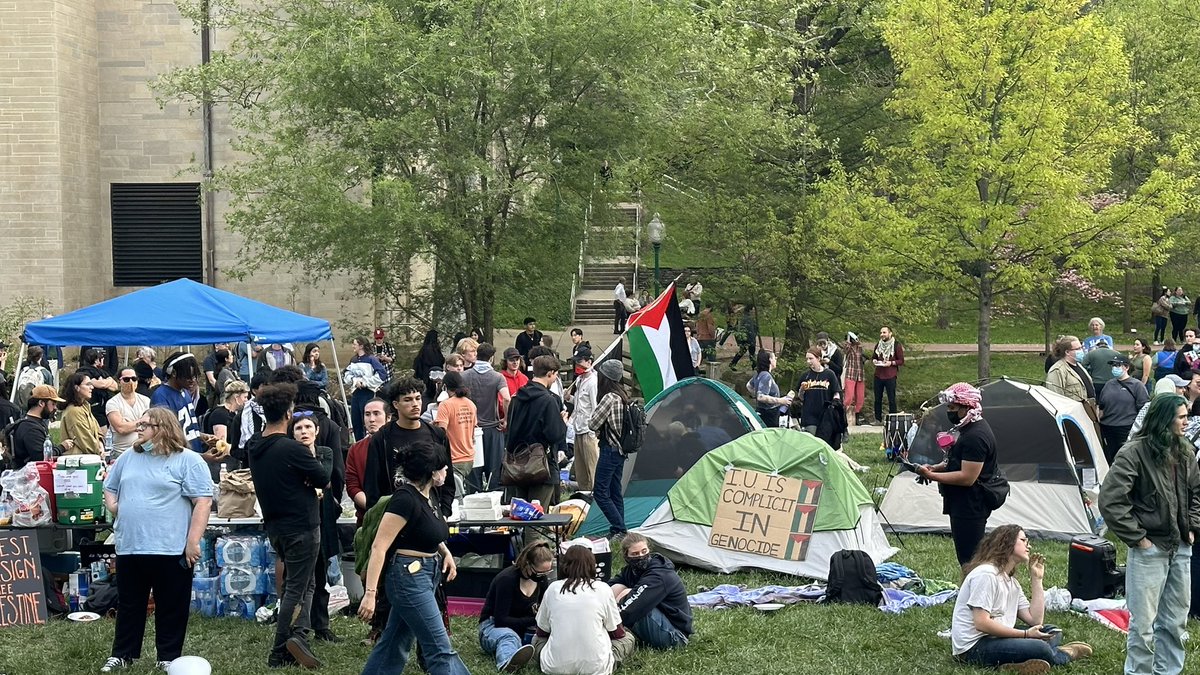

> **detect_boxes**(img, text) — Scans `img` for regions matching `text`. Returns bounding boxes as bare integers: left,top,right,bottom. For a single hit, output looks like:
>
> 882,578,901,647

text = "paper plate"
68,611,101,622
753,603,784,612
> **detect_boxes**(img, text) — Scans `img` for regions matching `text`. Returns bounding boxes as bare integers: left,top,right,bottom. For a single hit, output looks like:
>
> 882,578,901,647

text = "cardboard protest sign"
709,468,822,561
0,531,48,627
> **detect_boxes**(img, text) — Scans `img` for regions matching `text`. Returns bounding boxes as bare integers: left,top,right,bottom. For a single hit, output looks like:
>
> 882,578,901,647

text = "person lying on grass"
950,525,1093,674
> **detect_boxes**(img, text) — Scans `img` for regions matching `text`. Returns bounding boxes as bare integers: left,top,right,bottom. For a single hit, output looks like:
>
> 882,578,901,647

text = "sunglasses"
135,423,161,430
292,410,315,419
120,376,138,382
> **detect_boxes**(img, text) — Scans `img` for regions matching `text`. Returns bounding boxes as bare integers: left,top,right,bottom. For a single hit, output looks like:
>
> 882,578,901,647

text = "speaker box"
1066,534,1124,600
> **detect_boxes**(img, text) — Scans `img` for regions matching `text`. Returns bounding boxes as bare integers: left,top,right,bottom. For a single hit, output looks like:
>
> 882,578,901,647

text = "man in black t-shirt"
917,382,998,566
362,375,454,515
78,348,118,431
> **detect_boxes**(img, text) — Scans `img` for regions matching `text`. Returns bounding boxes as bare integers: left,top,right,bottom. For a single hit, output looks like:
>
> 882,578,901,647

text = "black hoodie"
610,553,693,635
363,420,454,517
247,432,331,538
504,381,566,486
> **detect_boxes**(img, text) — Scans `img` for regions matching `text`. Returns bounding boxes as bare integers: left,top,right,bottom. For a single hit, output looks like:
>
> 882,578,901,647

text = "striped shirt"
589,392,625,449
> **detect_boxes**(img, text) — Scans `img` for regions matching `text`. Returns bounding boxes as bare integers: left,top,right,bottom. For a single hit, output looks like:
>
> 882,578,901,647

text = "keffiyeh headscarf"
939,382,983,428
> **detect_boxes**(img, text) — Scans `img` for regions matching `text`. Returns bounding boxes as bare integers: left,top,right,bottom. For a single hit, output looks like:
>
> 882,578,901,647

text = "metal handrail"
631,204,641,297
571,181,594,323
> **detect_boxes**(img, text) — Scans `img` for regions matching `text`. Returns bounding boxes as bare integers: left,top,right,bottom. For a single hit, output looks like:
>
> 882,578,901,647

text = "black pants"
1154,316,1168,343
874,376,898,422
1171,312,1189,342
1191,538,1200,619
1100,424,1133,465
613,301,627,333
311,551,330,632
757,407,781,429
730,339,756,367
269,530,320,658
950,516,989,567
111,554,193,661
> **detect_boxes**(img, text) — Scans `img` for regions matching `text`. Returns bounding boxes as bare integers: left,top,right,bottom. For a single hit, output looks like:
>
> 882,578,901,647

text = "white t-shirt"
614,283,626,303
105,393,150,452
537,579,623,675
951,564,1029,655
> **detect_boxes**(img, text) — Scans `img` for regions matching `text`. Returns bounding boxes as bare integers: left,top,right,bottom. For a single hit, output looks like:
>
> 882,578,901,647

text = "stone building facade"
0,0,376,339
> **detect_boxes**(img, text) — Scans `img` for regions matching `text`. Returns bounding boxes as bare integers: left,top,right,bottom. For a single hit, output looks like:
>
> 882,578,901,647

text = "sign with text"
709,468,823,561
0,531,47,627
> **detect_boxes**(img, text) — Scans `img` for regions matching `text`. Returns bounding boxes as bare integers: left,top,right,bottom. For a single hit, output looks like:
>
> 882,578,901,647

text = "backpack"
619,400,647,455
824,550,883,606
13,366,47,411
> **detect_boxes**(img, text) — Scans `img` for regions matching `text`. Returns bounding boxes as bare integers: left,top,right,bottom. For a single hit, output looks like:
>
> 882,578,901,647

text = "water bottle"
104,428,114,459
43,436,53,461
219,463,228,483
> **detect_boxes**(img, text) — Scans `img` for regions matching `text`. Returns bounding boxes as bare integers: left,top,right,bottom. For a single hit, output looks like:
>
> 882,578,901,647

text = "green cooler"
55,455,105,525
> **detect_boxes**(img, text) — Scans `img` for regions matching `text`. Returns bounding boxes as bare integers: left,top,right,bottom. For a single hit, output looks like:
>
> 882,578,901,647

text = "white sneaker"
100,657,135,673
156,661,173,672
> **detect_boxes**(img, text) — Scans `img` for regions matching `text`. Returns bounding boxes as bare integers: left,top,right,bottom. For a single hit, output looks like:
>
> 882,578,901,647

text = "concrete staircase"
573,203,640,324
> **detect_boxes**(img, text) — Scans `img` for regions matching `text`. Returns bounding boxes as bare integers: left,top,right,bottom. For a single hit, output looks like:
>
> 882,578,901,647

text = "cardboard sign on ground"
0,531,48,627
709,468,823,561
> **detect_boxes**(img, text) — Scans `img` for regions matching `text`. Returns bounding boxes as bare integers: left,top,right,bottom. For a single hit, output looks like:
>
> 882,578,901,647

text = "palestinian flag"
626,283,696,400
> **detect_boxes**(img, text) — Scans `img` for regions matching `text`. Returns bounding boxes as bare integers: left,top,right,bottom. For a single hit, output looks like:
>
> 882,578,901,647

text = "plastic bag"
1,465,52,526
508,498,544,521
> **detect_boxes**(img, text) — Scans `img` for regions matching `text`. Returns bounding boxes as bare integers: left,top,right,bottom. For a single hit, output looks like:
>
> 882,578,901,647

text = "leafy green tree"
159,0,695,339
835,0,1192,378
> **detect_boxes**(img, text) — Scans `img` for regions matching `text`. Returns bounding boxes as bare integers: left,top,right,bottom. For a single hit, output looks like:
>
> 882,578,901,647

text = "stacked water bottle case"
191,533,277,619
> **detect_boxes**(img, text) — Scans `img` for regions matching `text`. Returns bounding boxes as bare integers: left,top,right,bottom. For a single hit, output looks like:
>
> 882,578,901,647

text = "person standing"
685,325,702,370
501,348,529,398
1169,287,1191,343
357,441,468,675
917,383,1000,566
202,343,231,407
1175,328,1200,375
793,347,840,442
590,360,632,540
1100,394,1200,675
504,355,568,506
8,385,73,469
349,336,390,441
815,332,845,380
412,330,445,404
748,351,789,429
246,383,331,669
683,277,703,315
515,318,543,364
373,329,397,380
728,304,759,370
613,278,629,335
464,343,510,490
12,346,53,411
300,343,329,388
1081,318,1115,353
1081,339,1121,397
100,408,213,673
1097,356,1150,464
569,329,592,363
842,332,866,428
870,326,905,425
695,308,717,364
60,371,103,456
435,371,478,495
77,348,118,432
290,412,342,644
1130,339,1153,387
1044,336,1094,403
566,348,599,491
345,397,389,523
105,367,150,460
1154,339,1179,380
1152,287,1172,345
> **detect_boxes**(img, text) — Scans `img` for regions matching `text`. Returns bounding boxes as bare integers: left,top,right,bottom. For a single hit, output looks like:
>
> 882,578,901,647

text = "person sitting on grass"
609,534,692,650
534,545,635,675
478,541,555,672
951,525,1092,674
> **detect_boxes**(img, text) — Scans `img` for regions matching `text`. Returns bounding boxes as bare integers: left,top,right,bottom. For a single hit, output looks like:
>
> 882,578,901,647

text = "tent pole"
123,346,129,369
9,344,26,401
330,336,351,429
248,341,255,382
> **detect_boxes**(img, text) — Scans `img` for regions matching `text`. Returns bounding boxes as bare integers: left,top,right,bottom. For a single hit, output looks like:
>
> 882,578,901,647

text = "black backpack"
619,400,647,454
824,550,883,605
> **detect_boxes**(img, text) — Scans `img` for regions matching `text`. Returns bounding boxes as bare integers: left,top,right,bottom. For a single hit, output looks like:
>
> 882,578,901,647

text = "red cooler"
35,460,58,516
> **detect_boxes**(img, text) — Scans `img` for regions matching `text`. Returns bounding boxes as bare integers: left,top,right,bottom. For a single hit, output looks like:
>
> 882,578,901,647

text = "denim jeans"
1125,542,1192,675
361,555,469,675
630,607,688,650
478,618,527,670
594,443,626,535
269,530,320,659
960,630,1068,667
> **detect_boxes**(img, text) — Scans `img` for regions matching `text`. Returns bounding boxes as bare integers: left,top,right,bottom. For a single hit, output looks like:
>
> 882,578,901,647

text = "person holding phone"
100,407,213,673
950,525,1092,672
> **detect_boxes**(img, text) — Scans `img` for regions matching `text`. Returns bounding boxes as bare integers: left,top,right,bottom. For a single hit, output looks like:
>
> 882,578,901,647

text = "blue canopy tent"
19,279,348,408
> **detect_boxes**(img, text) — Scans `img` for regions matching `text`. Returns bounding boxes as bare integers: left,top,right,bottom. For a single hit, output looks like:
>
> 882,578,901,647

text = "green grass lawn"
5,435,1196,674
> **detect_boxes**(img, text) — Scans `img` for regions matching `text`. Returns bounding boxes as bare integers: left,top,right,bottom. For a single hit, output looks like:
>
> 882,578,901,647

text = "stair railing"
570,178,595,323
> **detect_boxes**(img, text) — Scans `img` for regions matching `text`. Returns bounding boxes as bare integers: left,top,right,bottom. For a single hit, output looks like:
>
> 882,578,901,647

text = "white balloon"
166,656,212,675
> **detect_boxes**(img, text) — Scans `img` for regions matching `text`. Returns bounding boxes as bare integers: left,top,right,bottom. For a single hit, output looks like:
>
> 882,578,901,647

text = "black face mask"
626,556,650,573
528,572,549,583
946,408,964,425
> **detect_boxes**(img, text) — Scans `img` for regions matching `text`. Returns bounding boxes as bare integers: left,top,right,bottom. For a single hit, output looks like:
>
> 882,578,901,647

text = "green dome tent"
578,377,761,536
636,428,897,579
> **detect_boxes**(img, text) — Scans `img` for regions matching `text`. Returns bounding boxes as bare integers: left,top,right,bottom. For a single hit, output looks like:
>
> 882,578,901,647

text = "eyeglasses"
119,377,138,382
135,423,161,430
292,410,315,419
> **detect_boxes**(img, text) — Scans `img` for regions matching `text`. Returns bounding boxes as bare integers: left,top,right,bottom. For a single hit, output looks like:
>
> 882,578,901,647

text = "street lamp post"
648,213,665,296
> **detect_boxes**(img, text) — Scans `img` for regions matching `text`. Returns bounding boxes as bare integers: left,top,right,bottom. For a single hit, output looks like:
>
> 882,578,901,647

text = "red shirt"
501,369,528,396
345,436,371,523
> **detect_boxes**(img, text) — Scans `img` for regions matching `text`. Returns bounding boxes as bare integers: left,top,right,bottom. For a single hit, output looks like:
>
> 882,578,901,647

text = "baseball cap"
30,384,65,403
1107,355,1131,367
574,347,594,362
1163,374,1189,388
503,347,521,360
374,328,385,340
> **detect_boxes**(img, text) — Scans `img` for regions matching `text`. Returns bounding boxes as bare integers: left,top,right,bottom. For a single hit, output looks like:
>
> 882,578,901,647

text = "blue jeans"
1125,542,1192,675
594,443,626,535
478,618,528,670
361,555,469,675
960,630,1068,667
630,607,688,650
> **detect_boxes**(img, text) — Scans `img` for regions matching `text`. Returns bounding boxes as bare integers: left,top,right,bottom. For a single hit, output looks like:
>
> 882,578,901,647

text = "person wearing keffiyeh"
917,382,1001,566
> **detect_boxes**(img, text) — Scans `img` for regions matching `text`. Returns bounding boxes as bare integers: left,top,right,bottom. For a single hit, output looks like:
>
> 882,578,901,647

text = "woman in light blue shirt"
101,407,213,673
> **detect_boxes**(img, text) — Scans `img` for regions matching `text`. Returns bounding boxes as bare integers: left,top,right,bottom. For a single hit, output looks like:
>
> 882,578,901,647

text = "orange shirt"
436,395,478,464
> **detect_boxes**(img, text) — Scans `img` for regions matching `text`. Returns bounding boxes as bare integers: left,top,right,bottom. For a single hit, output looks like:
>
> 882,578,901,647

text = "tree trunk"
1152,268,1161,298
1123,270,1132,333
978,274,993,380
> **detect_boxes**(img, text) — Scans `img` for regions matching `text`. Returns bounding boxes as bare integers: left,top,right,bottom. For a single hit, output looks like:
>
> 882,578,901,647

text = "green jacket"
1099,437,1200,552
